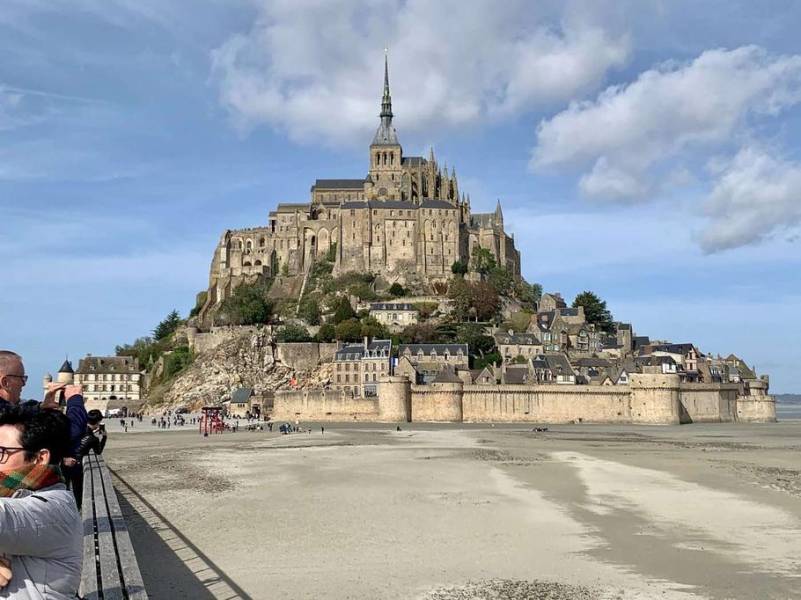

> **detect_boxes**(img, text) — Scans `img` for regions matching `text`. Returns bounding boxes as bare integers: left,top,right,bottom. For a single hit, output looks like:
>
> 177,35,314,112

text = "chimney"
363,336,369,350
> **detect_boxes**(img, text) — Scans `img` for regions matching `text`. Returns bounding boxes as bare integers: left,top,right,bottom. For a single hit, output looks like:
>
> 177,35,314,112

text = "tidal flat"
106,422,801,600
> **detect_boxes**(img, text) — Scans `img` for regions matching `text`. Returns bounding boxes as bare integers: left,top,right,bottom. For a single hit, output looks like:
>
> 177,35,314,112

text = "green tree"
332,297,356,324
316,322,337,342
471,281,501,321
275,324,313,343
219,283,274,325
153,310,182,341
448,276,472,321
471,248,496,275
163,346,192,379
297,298,321,325
388,282,406,297
360,316,389,339
514,280,542,309
455,323,496,356
488,267,513,295
451,259,468,276
335,318,363,342
572,290,614,333
398,322,438,344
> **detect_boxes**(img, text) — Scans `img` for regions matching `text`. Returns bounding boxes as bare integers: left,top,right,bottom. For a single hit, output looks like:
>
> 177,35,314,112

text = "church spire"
380,51,393,122
371,49,399,146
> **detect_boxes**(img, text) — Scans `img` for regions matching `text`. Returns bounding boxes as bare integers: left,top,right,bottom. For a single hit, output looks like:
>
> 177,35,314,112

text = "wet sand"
105,422,801,599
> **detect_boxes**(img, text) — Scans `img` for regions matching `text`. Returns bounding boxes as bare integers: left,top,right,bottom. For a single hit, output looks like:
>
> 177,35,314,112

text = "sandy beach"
105,422,801,599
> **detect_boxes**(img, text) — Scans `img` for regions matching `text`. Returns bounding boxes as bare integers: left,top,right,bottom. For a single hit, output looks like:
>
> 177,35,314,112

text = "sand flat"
106,422,801,599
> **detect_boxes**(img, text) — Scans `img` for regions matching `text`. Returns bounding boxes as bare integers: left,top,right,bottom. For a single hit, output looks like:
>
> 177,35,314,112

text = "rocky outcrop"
146,328,330,413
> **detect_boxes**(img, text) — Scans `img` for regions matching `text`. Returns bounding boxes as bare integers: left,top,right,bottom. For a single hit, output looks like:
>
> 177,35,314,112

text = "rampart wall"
275,342,338,371
271,374,777,424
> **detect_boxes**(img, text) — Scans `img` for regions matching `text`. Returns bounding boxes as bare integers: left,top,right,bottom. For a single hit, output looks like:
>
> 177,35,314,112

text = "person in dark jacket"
69,409,106,509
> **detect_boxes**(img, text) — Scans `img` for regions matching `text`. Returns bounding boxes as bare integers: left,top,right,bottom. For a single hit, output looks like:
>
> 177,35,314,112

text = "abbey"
204,57,520,308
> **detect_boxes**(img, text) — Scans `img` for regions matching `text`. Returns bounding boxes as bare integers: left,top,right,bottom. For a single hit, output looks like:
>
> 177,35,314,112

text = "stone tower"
366,52,403,201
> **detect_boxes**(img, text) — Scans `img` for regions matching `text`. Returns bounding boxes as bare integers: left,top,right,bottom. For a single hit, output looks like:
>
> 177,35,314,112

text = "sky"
1,0,800,395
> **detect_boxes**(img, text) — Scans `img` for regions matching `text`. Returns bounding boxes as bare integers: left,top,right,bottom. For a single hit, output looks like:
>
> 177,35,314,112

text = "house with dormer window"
396,343,469,384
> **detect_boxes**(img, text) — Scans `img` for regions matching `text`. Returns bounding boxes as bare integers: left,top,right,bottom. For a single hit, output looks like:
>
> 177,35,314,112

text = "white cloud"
700,146,801,252
532,46,801,199
210,0,629,144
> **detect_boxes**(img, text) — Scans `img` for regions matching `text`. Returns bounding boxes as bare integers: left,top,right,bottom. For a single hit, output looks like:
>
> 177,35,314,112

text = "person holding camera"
69,410,107,509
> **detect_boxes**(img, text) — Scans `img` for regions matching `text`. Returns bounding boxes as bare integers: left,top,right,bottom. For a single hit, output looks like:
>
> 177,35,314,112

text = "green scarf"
0,463,64,498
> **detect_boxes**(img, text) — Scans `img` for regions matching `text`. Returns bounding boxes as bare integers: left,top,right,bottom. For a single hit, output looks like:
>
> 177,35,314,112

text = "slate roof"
58,360,74,374
334,344,365,361
399,344,468,357
231,387,252,404
275,203,310,212
341,200,419,211
632,336,651,350
313,179,366,190
652,343,696,355
635,355,677,367
370,303,416,311
77,356,139,374
574,358,613,368
420,199,457,210
558,308,580,317
402,156,425,166
616,322,632,331
542,354,575,377
432,366,463,384
494,332,541,345
470,213,496,228
503,365,530,384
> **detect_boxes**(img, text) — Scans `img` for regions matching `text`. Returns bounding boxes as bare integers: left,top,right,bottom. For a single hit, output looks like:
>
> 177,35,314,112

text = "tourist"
69,410,107,509
321,426,325,435
0,407,83,598
0,351,61,412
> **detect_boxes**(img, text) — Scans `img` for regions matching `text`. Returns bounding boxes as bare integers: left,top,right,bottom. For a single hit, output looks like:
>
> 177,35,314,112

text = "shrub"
276,324,313,343
332,296,356,324
360,316,389,339
335,318,363,342
451,260,468,276
297,298,321,325
388,282,406,297
219,283,274,325
163,346,192,379
316,322,336,342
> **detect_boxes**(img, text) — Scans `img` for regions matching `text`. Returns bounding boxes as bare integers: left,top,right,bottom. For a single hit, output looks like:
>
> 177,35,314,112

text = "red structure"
199,407,224,435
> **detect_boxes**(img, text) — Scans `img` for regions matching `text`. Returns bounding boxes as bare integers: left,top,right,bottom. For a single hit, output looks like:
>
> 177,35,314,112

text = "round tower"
56,359,74,385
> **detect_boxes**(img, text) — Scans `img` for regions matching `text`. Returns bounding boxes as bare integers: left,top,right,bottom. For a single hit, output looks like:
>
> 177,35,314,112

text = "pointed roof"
372,51,399,146
58,359,73,374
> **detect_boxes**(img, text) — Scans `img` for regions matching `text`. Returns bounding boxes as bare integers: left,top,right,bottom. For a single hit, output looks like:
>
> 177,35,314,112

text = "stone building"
332,338,392,397
395,343,469,384
200,57,520,322
45,355,142,413
494,332,543,362
368,302,418,332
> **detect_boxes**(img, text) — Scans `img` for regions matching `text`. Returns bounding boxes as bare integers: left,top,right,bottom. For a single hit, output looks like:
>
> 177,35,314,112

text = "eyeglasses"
0,446,26,464
4,374,28,385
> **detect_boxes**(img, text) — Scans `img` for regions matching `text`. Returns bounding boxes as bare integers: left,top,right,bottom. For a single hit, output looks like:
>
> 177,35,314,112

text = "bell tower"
367,51,403,200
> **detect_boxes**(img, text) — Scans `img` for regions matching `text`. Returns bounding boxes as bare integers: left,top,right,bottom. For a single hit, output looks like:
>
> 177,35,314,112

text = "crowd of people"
0,349,106,599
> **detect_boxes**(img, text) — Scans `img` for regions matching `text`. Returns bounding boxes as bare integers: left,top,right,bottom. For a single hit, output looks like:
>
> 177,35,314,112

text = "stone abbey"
203,57,520,310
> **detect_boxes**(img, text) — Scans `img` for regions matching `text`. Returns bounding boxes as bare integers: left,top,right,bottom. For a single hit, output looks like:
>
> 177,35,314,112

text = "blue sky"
1,0,800,395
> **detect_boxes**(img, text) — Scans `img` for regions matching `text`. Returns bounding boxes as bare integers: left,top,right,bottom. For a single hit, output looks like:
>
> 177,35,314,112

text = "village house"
494,331,543,362
45,355,143,412
368,302,418,332
396,343,469,384
332,338,392,397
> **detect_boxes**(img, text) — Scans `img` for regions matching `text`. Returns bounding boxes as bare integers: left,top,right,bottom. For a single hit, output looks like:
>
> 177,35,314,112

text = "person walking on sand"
321,426,325,435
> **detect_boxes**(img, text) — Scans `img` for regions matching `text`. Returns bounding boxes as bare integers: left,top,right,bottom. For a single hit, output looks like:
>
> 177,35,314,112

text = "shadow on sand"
111,469,252,600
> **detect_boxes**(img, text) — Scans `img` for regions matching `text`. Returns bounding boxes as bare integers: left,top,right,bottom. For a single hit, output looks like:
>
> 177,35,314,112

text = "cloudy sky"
1,0,799,394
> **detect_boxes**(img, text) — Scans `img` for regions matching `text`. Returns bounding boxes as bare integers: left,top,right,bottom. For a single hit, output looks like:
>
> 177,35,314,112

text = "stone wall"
461,384,632,424
275,343,320,372
678,383,739,423
187,325,265,355
270,374,777,425
272,389,380,422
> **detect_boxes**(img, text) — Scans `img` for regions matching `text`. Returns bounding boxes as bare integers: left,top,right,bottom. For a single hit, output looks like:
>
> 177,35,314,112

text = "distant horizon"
2,1,800,395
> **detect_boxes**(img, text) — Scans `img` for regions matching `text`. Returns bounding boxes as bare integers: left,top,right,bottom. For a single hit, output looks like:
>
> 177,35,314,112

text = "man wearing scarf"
0,407,82,599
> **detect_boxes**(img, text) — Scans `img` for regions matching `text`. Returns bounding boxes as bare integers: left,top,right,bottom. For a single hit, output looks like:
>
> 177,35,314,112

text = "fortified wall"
272,373,776,424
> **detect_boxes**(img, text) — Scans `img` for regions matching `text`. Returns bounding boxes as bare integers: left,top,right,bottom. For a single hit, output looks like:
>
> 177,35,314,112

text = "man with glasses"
0,351,61,411
0,406,82,599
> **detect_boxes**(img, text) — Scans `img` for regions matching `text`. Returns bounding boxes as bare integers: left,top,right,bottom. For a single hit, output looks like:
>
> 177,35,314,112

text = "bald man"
0,351,67,411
